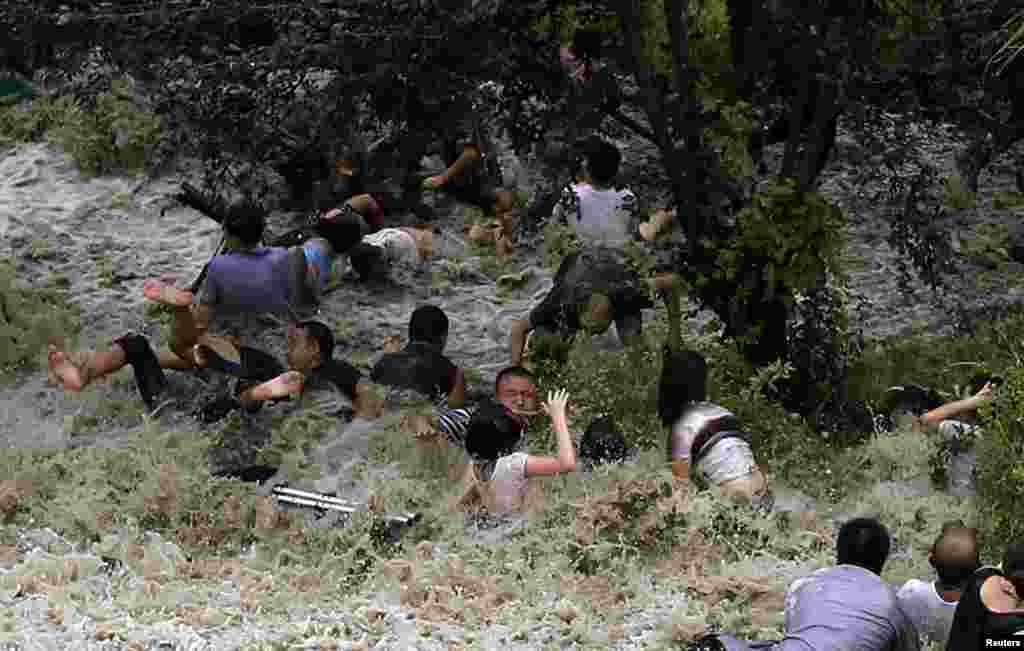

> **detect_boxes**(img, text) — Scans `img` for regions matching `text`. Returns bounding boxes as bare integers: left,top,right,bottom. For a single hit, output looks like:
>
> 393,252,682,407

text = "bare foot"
47,346,85,391
412,228,433,259
382,335,402,354
143,279,193,307
639,221,657,241
243,371,304,401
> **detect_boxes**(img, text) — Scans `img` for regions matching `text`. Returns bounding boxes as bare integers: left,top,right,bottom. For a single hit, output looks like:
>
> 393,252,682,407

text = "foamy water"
0,140,579,449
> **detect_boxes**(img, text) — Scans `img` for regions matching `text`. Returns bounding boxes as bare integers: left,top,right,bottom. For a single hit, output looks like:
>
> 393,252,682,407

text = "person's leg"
493,188,515,238
158,351,194,372
613,311,644,346
47,343,127,392
423,144,482,189
49,335,168,408
169,306,200,361
352,380,384,418
652,272,682,351
238,371,305,401
143,279,204,367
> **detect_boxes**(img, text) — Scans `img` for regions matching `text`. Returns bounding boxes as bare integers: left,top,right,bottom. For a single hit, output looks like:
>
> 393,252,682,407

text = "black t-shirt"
370,341,458,403
948,568,1024,650
528,248,653,335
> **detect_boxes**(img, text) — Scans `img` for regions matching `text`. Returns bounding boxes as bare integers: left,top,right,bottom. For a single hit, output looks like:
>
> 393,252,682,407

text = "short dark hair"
931,524,980,588
836,517,891,575
1004,543,1024,578
571,29,602,62
464,398,523,463
223,200,266,246
409,305,449,346
300,320,334,363
495,366,536,394
349,242,390,281
579,416,629,466
585,139,621,185
658,349,708,428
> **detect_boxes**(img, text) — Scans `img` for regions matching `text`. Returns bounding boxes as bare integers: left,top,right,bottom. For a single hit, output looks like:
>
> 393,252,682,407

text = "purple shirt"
200,247,295,315
778,565,921,651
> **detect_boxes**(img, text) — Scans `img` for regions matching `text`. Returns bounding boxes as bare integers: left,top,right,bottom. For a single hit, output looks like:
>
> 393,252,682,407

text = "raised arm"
509,318,532,366
917,382,994,429
447,366,467,409
525,389,576,477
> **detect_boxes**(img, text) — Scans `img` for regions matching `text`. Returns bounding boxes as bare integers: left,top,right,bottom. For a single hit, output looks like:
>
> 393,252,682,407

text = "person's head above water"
929,522,980,590
579,415,629,466
409,304,449,349
570,29,602,63
495,366,538,415
223,200,266,247
287,320,334,371
836,517,891,576
583,138,621,187
658,349,709,428
464,397,525,463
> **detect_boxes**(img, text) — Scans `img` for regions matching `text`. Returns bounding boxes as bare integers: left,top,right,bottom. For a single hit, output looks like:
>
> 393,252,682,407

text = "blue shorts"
303,239,334,293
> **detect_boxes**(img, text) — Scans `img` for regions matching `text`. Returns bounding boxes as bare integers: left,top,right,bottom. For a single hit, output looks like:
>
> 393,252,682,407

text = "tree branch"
605,108,656,142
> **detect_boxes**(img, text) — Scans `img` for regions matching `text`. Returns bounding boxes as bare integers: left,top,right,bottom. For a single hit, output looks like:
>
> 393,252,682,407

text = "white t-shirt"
362,228,420,265
896,579,958,645
552,182,639,249
488,452,529,513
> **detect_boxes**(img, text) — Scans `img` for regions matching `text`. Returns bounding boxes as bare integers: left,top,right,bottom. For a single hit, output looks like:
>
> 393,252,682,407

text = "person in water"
456,388,576,513
897,522,980,646
946,542,1024,650
658,349,771,508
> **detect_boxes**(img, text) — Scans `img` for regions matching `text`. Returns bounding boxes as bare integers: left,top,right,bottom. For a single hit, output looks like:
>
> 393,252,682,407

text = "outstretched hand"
542,388,570,419
975,382,996,402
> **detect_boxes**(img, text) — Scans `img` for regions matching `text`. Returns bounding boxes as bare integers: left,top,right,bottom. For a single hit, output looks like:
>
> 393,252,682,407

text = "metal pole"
272,486,420,527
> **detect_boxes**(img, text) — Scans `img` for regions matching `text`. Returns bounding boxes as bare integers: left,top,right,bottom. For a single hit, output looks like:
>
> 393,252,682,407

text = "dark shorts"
528,248,653,336
444,156,503,209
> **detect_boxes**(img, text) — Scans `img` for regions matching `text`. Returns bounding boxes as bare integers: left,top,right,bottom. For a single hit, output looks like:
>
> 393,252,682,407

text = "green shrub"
0,94,78,143
961,222,1010,267
0,80,160,174
993,191,1024,209
51,82,161,175
845,304,1024,408
0,262,81,373
976,366,1024,556
941,175,977,210
542,221,577,270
